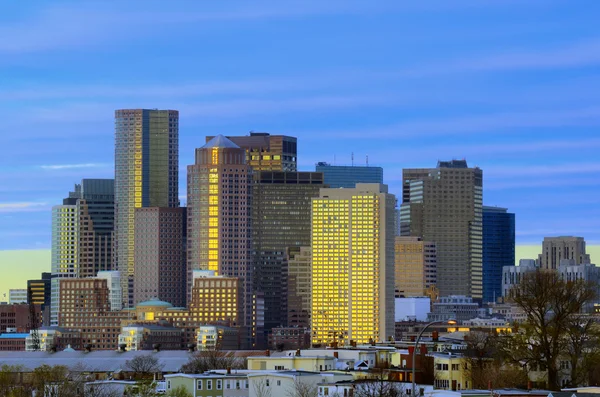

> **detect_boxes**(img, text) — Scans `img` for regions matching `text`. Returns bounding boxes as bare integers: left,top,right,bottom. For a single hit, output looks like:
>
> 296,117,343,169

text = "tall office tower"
252,171,324,333
134,207,187,307
77,179,115,278
206,132,297,172
539,236,590,270
311,184,395,347
187,135,252,329
394,236,437,297
96,271,123,311
50,195,79,326
114,109,179,307
482,206,515,303
401,160,483,299
287,246,312,328
27,273,53,325
315,162,383,189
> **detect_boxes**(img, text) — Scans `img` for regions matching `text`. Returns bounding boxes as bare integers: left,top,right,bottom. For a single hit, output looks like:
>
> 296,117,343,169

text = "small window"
207,379,212,390
277,380,281,386
217,379,222,390
266,379,270,387
197,380,202,390
166,380,171,390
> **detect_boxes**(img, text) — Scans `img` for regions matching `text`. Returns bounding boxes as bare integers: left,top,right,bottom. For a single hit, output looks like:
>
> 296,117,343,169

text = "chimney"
295,349,301,357
527,381,532,391
153,343,161,353
266,349,270,357
408,346,415,356
227,367,231,374
420,344,427,355
84,344,92,353
432,331,439,341
488,380,492,390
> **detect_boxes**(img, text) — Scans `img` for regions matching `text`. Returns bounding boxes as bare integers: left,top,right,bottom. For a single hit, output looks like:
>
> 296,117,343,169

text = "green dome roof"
136,298,173,308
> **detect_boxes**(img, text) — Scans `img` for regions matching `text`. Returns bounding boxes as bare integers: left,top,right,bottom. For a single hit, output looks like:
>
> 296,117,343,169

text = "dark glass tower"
482,206,515,303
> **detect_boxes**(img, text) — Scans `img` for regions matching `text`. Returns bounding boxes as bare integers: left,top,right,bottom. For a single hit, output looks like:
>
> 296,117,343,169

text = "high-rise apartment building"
252,171,324,332
206,132,297,172
482,206,515,303
539,236,590,270
311,183,395,346
315,162,383,188
394,237,437,297
114,109,179,307
401,160,483,299
287,246,312,329
134,207,187,307
187,135,252,329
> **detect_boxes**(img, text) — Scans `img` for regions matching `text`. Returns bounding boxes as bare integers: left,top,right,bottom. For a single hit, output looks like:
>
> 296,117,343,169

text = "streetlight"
411,319,457,397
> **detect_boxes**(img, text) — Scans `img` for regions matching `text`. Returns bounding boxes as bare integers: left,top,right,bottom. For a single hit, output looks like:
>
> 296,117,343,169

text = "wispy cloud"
40,163,110,170
0,202,49,213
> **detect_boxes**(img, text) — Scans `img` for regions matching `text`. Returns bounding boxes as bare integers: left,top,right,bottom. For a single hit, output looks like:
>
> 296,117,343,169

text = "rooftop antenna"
351,152,354,166
366,155,369,166
334,154,336,165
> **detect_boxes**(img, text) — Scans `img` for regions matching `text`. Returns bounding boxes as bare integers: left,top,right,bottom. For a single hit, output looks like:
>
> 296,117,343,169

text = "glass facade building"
114,109,179,307
315,162,383,189
482,206,515,303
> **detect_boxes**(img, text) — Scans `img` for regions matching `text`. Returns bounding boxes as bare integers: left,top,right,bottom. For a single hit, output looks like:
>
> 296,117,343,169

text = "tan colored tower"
394,236,437,297
187,135,252,328
539,236,590,270
311,183,395,347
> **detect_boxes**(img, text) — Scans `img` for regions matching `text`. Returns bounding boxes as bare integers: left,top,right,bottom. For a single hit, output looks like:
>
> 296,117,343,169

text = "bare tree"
286,377,318,397
501,270,597,390
252,378,273,397
180,349,246,373
125,354,164,378
353,368,407,397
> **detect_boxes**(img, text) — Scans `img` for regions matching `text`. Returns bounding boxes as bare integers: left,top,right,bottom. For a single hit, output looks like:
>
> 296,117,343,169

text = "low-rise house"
247,353,336,371
248,371,352,397
432,352,470,391
165,372,249,397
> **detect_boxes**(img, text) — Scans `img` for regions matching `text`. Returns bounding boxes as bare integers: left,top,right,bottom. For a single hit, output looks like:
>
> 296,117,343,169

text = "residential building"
539,236,590,270
96,271,123,311
165,372,249,397
482,206,515,303
401,160,483,299
311,183,396,346
197,325,240,351
287,247,312,329
433,352,470,390
118,324,183,351
315,161,383,188
248,371,353,397
187,135,252,334
252,171,324,333
394,236,437,297
207,132,297,172
395,297,431,322
134,207,186,307
8,289,27,304
247,355,336,371
427,296,480,322
114,109,179,308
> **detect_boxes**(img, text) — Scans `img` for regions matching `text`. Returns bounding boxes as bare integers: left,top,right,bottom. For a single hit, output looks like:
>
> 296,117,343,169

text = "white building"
395,297,431,322
248,371,352,397
118,326,145,351
8,289,27,304
501,259,537,298
97,271,122,311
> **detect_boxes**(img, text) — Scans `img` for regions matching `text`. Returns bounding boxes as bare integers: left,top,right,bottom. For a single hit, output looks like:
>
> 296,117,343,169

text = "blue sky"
1,0,600,251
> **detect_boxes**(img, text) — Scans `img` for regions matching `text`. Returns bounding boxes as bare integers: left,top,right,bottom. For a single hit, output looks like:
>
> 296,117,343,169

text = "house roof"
201,135,240,149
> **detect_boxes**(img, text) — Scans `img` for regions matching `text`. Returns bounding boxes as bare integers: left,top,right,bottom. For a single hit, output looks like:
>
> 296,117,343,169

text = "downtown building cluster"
6,108,599,356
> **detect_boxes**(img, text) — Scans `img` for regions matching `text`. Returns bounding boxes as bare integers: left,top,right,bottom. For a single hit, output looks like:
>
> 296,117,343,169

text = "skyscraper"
206,132,297,172
315,162,383,188
134,207,186,307
401,160,483,299
311,183,395,347
251,171,324,333
187,135,252,330
482,206,515,303
114,109,179,307
539,236,590,270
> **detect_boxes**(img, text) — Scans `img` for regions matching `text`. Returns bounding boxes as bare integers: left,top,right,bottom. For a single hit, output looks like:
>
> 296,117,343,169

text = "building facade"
114,109,179,307
401,160,483,299
8,289,27,304
206,132,297,172
187,135,252,331
311,183,395,346
251,171,324,332
315,162,383,188
287,246,312,329
427,295,480,322
134,207,186,307
539,236,590,270
394,236,436,297
502,259,537,298
96,271,123,311
482,206,515,303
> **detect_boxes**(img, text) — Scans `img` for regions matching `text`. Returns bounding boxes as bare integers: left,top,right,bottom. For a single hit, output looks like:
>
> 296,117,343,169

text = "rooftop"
201,135,240,149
